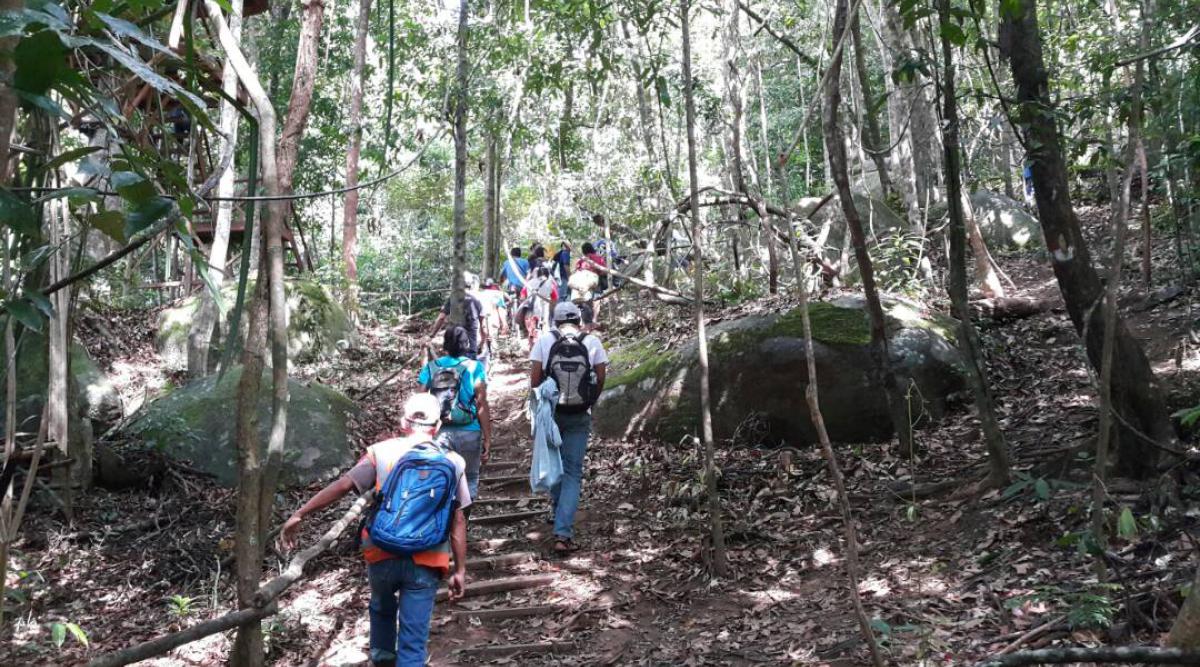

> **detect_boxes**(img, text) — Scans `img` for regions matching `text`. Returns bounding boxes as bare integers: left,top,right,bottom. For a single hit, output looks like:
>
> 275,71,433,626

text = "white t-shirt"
529,326,609,368
349,435,473,510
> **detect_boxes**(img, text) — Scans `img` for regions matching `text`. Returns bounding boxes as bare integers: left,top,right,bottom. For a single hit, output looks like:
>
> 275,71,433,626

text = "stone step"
471,496,546,508
479,474,528,487
452,604,565,623
455,641,571,659
436,573,557,602
472,509,546,527
464,551,535,572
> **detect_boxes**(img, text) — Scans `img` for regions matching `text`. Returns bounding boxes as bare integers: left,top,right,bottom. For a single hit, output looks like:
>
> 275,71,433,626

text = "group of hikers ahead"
280,241,612,666
500,238,622,348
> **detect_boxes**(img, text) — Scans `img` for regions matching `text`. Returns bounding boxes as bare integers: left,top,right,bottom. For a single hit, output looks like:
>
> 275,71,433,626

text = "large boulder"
156,279,356,370
969,190,1041,249
594,296,965,445
0,331,119,435
799,194,908,260
125,366,358,487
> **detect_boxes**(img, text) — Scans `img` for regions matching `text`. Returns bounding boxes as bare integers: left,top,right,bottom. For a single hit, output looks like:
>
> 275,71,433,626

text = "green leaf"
14,29,66,95
1034,478,1050,501
50,622,66,648
8,299,44,331
32,186,99,206
32,146,102,178
58,34,208,112
87,210,125,242
0,189,38,238
124,197,173,238
110,171,156,204
1117,506,1138,539
28,292,54,319
94,12,175,58
939,22,967,47
65,622,88,647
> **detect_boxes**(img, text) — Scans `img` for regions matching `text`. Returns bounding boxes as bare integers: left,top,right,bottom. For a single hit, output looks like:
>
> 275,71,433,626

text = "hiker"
567,266,600,329
529,302,609,555
419,326,491,501
521,267,558,349
279,393,470,667
552,241,572,299
501,247,529,336
529,244,548,273
428,289,487,364
478,278,508,356
578,242,607,292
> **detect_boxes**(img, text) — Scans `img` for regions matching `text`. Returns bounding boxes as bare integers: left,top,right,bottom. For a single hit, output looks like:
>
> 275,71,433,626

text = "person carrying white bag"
529,378,563,494
528,302,609,556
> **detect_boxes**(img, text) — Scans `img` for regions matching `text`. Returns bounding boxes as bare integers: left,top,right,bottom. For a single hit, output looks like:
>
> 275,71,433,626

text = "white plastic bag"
529,379,563,493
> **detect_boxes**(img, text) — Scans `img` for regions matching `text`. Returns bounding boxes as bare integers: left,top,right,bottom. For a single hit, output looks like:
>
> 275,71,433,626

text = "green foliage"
1004,585,1118,630
48,621,88,649
167,595,197,618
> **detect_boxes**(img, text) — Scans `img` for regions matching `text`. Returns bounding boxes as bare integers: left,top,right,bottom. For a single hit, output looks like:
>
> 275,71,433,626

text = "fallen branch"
253,491,373,607
86,603,278,667
977,645,1200,666
353,351,423,401
582,259,695,304
970,296,1054,320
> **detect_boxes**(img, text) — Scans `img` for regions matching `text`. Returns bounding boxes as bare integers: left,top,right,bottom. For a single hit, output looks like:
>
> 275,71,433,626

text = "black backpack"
546,330,599,413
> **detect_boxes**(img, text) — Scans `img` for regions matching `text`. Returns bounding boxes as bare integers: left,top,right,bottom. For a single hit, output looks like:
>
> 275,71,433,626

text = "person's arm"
279,476,356,550
530,361,544,389
428,311,447,337
594,362,606,395
476,381,491,463
447,506,467,600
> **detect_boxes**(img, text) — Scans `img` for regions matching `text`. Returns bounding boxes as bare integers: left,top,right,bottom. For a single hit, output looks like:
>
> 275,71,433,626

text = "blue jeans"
437,428,482,500
367,556,440,666
551,411,591,541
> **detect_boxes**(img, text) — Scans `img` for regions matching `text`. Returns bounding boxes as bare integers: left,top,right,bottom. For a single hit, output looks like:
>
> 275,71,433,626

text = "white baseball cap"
553,301,582,323
403,393,441,426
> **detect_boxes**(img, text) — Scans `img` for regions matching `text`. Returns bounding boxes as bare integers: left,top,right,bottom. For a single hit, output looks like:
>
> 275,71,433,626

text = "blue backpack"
368,442,459,555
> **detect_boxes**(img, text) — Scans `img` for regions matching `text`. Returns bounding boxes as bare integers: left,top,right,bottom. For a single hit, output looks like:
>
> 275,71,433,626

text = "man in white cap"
528,301,609,555
280,393,470,667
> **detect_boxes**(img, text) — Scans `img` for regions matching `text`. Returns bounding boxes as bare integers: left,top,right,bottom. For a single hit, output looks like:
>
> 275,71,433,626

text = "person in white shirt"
528,302,608,555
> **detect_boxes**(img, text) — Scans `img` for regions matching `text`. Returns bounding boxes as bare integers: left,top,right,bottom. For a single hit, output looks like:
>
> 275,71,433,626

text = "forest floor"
5,206,1200,666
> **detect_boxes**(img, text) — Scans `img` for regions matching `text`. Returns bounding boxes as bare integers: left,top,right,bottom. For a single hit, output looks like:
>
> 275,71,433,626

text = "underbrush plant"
1004,584,1118,630
167,594,197,618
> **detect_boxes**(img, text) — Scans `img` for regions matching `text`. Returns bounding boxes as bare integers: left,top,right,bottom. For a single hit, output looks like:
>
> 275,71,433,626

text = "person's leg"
394,556,441,666
552,412,591,542
366,560,402,666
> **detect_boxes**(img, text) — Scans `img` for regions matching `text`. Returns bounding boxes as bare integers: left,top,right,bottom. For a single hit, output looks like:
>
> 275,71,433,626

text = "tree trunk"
341,0,372,318
937,0,1010,487
484,134,498,279
850,13,892,198
188,0,244,378
962,191,1006,297
0,0,20,186
449,0,469,325
824,0,913,457
881,2,942,226
682,0,727,578
1000,0,1175,478
206,3,288,663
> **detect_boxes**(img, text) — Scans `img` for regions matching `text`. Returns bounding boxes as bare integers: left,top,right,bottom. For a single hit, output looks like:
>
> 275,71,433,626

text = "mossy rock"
595,297,965,445
125,365,358,487
0,331,120,433
155,279,356,370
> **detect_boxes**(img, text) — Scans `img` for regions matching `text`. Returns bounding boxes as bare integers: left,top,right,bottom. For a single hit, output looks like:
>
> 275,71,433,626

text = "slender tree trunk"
206,4,288,664
1000,0,1175,478
937,0,1010,487
682,0,727,578
276,0,325,221
1138,140,1152,289
0,0,20,186
188,0,244,377
484,134,498,279
963,192,1006,297
721,0,776,294
851,13,892,198
342,0,372,318
449,0,469,325
823,0,913,458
